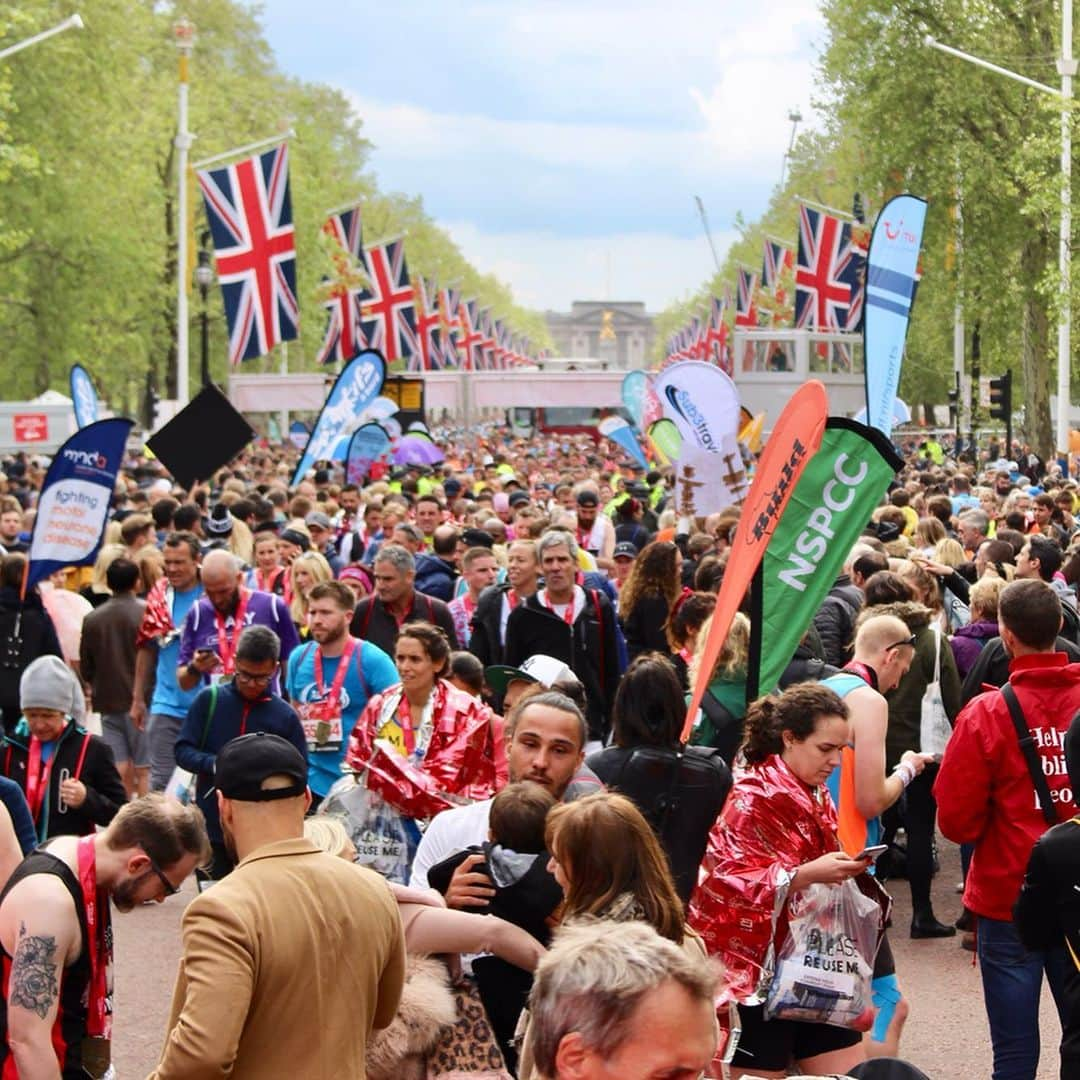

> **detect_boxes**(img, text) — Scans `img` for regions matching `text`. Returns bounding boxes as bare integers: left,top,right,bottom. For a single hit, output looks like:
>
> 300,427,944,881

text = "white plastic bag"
319,772,414,883
765,877,882,1030
920,624,951,759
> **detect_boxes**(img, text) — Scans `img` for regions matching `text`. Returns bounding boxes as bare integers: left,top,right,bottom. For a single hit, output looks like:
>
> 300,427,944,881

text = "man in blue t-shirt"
131,532,205,791
177,550,299,697
285,580,397,802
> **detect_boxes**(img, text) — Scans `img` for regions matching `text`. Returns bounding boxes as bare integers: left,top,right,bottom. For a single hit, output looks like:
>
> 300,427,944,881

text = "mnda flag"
747,418,902,699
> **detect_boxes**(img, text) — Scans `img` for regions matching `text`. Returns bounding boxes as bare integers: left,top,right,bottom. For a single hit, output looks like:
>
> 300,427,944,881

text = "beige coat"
149,837,406,1080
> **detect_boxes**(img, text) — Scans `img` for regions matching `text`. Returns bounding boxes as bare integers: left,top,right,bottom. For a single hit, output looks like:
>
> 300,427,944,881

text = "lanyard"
396,680,436,757
506,589,519,612
389,596,414,629
461,593,477,618
77,835,112,1040
26,736,58,822
313,638,357,713
255,568,280,593
214,588,250,675
545,591,576,627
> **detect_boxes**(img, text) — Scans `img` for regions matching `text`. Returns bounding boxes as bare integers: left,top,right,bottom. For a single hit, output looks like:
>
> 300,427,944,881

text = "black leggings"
883,765,938,913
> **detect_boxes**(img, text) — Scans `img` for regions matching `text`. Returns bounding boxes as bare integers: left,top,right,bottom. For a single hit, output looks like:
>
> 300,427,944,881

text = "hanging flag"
69,364,99,430
196,143,299,366
794,204,866,333
292,350,386,485
476,308,497,370
438,284,461,367
413,277,443,372
457,299,483,370
747,418,902,699
346,423,393,484
863,194,928,436
703,296,729,367
315,205,367,366
683,381,828,741
359,239,417,366
24,418,134,595
735,269,758,328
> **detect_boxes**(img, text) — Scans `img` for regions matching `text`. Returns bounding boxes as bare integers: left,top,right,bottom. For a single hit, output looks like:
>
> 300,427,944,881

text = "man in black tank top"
0,794,209,1078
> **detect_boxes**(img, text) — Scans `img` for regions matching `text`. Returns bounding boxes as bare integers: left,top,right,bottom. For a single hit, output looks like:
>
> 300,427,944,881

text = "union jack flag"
794,206,865,332
735,269,758,328
438,285,461,367
413,277,443,371
476,307,497,370
314,206,366,366
762,239,793,292
359,238,417,366
456,298,483,370
197,143,299,366
704,295,729,369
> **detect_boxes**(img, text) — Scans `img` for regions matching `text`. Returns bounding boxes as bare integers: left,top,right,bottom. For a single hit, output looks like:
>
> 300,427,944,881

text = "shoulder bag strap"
352,639,369,699
1001,682,1059,827
198,683,219,751
589,590,605,691
931,623,941,683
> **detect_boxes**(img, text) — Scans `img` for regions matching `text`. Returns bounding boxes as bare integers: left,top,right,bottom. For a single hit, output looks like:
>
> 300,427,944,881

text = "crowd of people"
0,428,1077,1078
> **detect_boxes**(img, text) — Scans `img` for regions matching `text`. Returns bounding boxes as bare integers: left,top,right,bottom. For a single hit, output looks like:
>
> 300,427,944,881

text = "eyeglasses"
234,669,274,685
885,634,918,650
141,847,180,897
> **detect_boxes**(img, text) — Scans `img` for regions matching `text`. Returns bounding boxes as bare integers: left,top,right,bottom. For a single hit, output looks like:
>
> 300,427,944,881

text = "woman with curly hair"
617,540,682,662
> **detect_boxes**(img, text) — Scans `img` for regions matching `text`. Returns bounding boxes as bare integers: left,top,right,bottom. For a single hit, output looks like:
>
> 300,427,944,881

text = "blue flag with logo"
25,418,133,594
864,194,927,436
347,423,392,484
292,350,386,486
69,364,99,430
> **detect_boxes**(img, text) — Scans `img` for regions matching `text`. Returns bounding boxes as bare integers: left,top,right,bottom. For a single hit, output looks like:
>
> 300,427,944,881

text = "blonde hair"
689,611,749,685
89,543,127,594
304,815,354,860
228,516,254,565
135,545,164,594
289,551,333,624
970,575,1005,621
933,537,966,568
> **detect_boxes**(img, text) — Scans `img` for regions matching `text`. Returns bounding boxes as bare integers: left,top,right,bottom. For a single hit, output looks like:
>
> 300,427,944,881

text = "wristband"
893,761,916,789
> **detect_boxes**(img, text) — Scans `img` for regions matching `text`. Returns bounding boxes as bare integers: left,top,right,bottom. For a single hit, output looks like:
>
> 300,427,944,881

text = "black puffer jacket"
811,576,863,667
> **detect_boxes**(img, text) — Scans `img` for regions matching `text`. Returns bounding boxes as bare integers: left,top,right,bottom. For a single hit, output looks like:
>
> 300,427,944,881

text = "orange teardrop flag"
683,380,829,742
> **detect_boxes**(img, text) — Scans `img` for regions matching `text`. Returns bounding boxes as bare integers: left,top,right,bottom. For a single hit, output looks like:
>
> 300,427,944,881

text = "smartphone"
856,844,889,862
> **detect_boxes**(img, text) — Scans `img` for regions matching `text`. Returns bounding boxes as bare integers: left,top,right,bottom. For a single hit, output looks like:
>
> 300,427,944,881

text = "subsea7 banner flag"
683,381,828,741
25,418,134,594
292,349,386,486
747,418,903,700
863,194,927,436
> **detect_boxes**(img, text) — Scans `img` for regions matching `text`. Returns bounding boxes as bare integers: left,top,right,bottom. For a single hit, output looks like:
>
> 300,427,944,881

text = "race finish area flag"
196,142,299,366
69,364,99,429
864,194,928,436
747,418,902,700
682,381,828,742
292,350,387,486
24,418,134,595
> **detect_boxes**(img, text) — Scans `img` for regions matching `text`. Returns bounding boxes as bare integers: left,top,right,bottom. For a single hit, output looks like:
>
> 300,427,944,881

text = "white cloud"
440,220,738,311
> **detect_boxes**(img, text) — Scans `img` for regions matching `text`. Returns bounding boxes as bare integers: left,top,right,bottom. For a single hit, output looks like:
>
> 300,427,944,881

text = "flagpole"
0,13,83,60
174,18,196,408
325,198,364,218
192,130,296,171
793,195,854,221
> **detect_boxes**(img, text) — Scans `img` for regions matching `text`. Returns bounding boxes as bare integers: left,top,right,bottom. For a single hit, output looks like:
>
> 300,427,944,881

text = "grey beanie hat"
19,656,86,724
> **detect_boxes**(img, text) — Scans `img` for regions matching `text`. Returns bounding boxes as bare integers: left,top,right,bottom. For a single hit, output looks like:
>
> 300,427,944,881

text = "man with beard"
285,581,397,806
177,550,299,695
0,794,209,1078
149,734,405,1079
469,539,541,667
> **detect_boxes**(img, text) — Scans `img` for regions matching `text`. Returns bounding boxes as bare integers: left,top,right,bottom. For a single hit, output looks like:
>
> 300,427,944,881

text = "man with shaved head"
177,549,299,695
817,612,937,1055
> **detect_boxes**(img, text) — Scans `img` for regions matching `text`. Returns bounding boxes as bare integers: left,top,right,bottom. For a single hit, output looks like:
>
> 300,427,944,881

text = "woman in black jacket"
587,653,731,904
618,540,681,662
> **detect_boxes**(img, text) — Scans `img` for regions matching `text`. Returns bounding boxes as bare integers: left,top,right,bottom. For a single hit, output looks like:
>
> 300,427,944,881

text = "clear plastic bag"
319,772,415,883
920,625,951,759
764,877,883,1030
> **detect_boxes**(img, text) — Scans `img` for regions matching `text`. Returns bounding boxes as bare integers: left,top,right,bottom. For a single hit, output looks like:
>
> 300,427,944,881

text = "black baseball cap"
576,490,599,507
613,541,639,560
216,733,308,802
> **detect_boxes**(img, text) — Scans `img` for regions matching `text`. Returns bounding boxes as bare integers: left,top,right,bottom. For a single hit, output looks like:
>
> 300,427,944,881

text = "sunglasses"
886,634,918,650
142,847,181,896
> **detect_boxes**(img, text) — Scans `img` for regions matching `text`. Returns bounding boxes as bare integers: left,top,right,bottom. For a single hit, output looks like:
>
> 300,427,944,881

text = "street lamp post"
195,232,213,388
174,17,196,407
927,16,1075,456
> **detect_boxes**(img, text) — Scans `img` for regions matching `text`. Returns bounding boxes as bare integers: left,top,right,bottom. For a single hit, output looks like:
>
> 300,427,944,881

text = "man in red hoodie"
936,578,1080,1080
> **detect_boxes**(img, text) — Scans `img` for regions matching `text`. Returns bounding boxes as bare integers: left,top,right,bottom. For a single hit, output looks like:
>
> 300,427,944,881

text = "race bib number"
298,698,344,752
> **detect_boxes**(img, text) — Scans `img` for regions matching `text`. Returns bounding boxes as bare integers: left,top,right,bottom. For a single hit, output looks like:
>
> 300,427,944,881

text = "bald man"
177,550,299,695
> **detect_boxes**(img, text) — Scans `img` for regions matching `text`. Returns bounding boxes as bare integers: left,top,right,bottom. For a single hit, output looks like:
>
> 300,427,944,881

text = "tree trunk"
1020,236,1053,460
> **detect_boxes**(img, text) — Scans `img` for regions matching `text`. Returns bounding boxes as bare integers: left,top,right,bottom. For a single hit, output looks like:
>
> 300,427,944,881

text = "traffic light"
989,371,1012,422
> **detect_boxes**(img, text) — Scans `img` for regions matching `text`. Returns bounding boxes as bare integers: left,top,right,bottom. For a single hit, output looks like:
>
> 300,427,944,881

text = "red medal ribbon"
214,588,250,676
545,591,576,627
77,835,111,1040
25,737,58,823
506,589,519,612
314,637,357,715
396,678,438,757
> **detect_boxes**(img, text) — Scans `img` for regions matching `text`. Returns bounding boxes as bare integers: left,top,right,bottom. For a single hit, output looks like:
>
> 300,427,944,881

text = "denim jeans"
977,915,1066,1080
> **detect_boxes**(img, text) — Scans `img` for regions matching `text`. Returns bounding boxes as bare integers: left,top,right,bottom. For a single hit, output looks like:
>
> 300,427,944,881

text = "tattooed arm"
5,889,80,1080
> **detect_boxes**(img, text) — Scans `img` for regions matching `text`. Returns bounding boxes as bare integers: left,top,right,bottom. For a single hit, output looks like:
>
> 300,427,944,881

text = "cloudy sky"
257,1,825,313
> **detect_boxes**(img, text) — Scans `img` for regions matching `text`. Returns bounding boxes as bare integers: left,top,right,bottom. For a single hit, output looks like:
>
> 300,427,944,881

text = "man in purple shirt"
177,550,299,694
